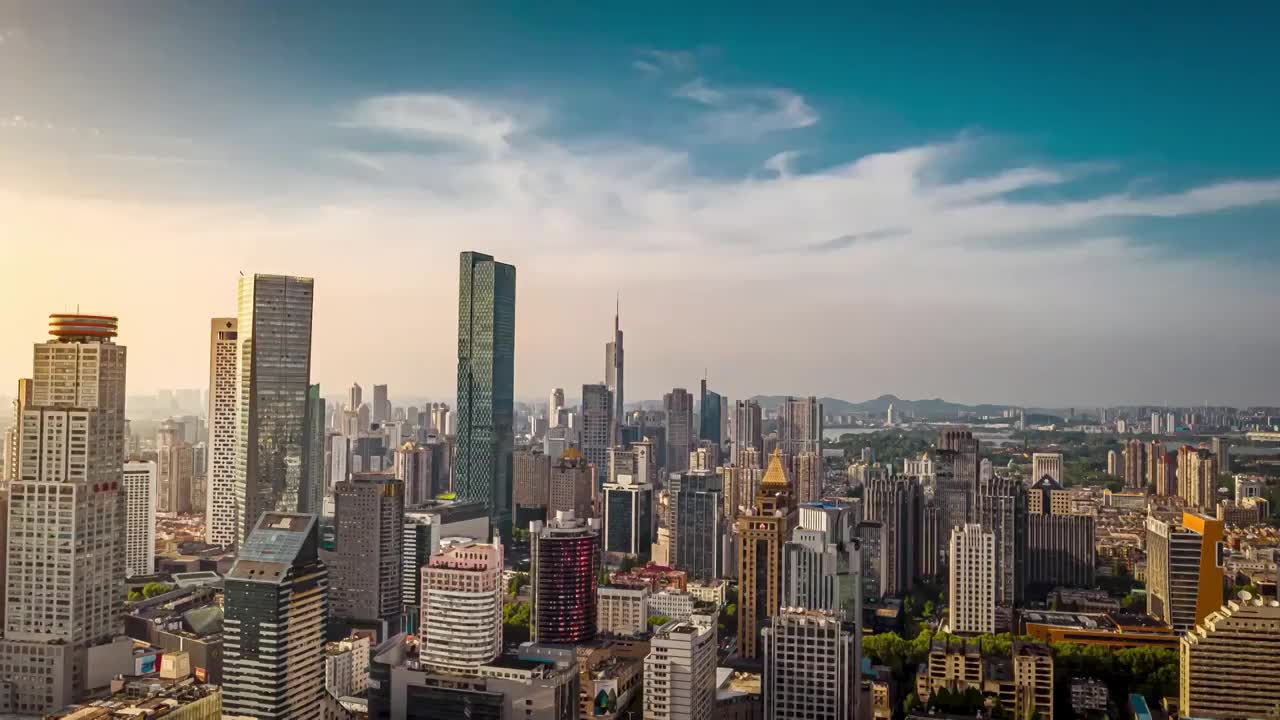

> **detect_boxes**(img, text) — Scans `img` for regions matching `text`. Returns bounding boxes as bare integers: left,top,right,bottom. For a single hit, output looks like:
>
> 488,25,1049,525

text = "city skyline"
4,5,1280,408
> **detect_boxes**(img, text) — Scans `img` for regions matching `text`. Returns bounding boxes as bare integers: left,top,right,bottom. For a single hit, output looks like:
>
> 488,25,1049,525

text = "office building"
699,379,722,447
547,388,565,428
419,538,503,674
737,449,797,659
325,635,371,699
206,317,239,548
779,396,822,458
1025,476,1095,589
856,522,886,600
401,500,490,631
605,302,624,447
0,313,128,714
597,586,649,638
548,448,594,520
644,617,716,720
393,441,433,506
1122,439,1146,490
223,513,327,719
670,469,724,582
1210,436,1231,476
514,446,552,527
975,475,1027,607
328,473,403,638
732,400,763,461
664,389,694,473
158,440,196,514
1030,452,1063,485
936,430,979,535
793,451,822,504
531,511,600,644
372,384,390,424
1177,445,1218,510
234,274,315,544
349,383,362,415
304,384,324,516
455,251,516,533
603,474,653,560
782,502,862,619
580,383,613,479
123,460,157,577
762,609,858,720
1146,512,1224,633
1180,592,1280,719
949,524,996,634
863,475,921,596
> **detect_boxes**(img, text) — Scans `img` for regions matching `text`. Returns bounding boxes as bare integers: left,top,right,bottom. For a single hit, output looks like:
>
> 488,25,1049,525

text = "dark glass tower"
699,378,722,446
456,252,516,534
531,512,599,644
235,274,315,545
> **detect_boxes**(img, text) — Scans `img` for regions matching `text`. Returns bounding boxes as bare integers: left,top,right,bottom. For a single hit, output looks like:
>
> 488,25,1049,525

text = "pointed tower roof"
761,448,791,489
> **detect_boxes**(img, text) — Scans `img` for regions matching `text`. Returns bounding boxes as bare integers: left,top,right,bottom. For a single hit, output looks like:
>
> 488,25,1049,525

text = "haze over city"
4,3,1279,407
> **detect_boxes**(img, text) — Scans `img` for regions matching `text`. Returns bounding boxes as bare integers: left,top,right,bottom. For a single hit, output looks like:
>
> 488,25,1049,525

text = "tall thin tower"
235,274,315,544
456,251,516,534
605,297,624,446
207,317,239,548
0,313,128,713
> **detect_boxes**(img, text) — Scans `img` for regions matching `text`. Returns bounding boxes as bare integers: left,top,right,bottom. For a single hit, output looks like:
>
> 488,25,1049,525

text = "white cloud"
635,48,698,74
346,94,538,155
673,77,818,140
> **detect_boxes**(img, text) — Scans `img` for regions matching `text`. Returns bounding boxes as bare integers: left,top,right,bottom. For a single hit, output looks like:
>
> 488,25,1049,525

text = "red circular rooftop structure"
49,314,118,339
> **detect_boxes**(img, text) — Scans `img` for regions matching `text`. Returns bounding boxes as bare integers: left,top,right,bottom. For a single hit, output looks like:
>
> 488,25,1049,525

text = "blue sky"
2,3,1278,406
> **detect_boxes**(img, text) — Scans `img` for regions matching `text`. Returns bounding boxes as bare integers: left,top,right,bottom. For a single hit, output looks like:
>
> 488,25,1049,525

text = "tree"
618,555,640,573
503,601,531,645
648,615,671,627
141,582,172,599
127,590,142,602
507,572,529,597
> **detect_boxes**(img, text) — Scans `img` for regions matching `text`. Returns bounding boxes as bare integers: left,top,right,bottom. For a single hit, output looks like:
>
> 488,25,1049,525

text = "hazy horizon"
4,4,1279,407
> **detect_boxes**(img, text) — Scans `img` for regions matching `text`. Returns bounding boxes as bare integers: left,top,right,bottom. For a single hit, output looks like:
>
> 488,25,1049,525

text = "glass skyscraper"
455,251,516,533
235,274,315,545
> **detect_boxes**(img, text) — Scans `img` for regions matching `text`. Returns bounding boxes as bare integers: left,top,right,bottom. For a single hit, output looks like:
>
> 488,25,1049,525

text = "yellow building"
1146,512,1224,633
735,449,796,659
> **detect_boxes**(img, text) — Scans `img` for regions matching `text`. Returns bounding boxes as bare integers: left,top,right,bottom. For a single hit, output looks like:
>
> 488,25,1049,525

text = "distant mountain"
748,393,1013,419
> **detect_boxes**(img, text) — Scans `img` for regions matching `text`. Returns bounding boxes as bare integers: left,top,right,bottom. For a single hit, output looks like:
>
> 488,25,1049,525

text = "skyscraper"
664,388,694,473
782,502,862,619
455,251,516,534
644,617,717,720
732,399,763,462
1177,445,1218,510
975,475,1027,607
670,469,724,583
0,313,128,713
235,274,315,544
1123,438,1146,490
1146,511,1224,633
763,609,859,720
699,378,722,447
547,388,565,428
1180,592,1280,719
936,430,979,536
530,511,600,644
737,449,797,659
157,437,196,514
864,475,921,596
372,384,390,424
513,447,551,527
349,383,362,414
329,473,404,638
419,538,504,675
1030,452,1063,484
605,300,624,446
948,523,996,635
1148,441,1175,496
304,383,325,515
580,383,613,478
793,451,822,504
602,473,653,560
1025,477,1095,590
206,317,239,548
123,460,157,577
223,513,328,719
548,448,594,520
779,396,823,458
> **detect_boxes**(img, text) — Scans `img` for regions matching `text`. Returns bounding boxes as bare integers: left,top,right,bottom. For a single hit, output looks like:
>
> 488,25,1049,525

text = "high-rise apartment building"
604,303,624,447
737,449,797,659
122,460,157,577
663,389,694,473
782,502,862,619
419,538,503,674
763,609,859,720
1177,445,1218,510
455,251,516,534
1151,411,1163,436
948,523,995,634
513,447,551,527
394,441,433,506
1030,452,1063,484
157,439,196,514
644,617,716,720
547,388,565,429
0,314,128,714
223,513,328,719
548,448,594,520
1180,592,1280,719
1146,511,1223,633
1122,438,1146,490
670,469,724,583
206,317,239,548
603,474,653,560
732,399,763,462
235,274,315,544
1148,441,1175,496
531,511,600,644
1210,436,1231,476
580,383,613,478
975,475,1027,607
1106,449,1119,478
793,450,822,504
936,430,979,536
863,475,921,596
779,396,823,458
329,473,404,637
401,500,491,631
